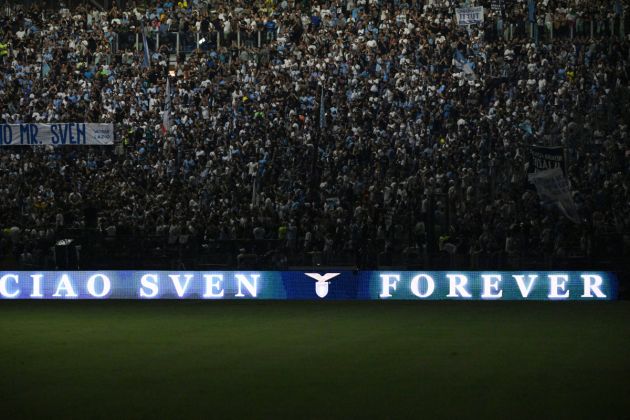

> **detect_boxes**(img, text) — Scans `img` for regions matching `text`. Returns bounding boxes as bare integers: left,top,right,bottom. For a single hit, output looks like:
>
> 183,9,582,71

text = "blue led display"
0,271,618,300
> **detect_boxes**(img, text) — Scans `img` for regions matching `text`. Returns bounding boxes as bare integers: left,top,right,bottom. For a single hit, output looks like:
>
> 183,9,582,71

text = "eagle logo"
304,273,341,298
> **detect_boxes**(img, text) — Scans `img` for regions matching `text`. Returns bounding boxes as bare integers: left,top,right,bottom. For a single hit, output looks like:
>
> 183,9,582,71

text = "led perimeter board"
0,271,617,300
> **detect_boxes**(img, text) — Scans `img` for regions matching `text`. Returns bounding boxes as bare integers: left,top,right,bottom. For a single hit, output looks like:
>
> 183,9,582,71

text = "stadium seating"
0,0,628,269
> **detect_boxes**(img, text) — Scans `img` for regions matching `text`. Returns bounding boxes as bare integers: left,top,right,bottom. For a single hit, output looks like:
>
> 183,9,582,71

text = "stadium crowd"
0,0,629,268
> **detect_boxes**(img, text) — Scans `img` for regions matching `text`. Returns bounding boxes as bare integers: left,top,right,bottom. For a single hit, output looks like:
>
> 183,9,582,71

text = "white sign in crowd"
456,6,485,26
0,123,114,146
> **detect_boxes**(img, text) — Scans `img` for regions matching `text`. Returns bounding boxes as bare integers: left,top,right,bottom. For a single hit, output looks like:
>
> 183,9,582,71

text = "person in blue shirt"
264,19,276,41
310,12,321,32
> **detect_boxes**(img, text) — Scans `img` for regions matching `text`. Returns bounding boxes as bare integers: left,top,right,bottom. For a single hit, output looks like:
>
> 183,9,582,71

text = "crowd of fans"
0,0,628,268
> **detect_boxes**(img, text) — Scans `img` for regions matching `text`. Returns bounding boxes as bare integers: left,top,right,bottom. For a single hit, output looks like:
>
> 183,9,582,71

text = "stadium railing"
102,12,626,64
5,229,629,271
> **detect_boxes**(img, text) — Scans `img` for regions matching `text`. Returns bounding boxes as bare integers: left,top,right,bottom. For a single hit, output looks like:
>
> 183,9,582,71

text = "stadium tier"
0,0,628,271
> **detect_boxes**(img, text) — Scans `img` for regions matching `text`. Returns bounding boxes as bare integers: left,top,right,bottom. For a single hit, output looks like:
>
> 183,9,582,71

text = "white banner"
0,123,114,146
456,6,485,26
529,168,580,224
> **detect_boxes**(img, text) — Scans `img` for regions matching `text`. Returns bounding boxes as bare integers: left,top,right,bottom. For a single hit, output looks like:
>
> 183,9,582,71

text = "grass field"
1,301,629,419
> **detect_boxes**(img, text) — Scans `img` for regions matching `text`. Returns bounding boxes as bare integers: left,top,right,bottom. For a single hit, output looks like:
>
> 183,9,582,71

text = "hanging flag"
141,23,151,69
528,168,580,224
40,50,50,79
519,121,533,135
453,50,476,81
528,0,536,23
162,78,172,135
454,48,465,64
252,177,259,207
319,87,326,129
614,0,622,16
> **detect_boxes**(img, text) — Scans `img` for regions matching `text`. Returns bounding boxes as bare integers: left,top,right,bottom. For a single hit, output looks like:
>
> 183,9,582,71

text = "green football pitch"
1,301,629,419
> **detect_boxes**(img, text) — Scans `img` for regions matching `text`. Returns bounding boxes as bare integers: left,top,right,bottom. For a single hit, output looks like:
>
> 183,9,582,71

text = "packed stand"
0,0,629,269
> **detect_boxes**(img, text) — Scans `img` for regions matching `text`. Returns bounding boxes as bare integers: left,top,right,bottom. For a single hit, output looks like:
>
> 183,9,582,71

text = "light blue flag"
141,23,151,69
319,87,326,129
528,0,536,23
